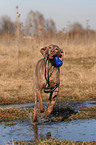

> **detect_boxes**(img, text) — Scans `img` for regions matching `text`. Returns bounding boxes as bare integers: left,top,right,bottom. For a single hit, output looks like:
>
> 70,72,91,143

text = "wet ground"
0,119,96,144
0,101,96,144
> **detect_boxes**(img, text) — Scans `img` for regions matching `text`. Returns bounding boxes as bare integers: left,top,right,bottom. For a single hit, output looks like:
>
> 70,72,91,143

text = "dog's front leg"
47,92,52,108
45,97,56,118
45,87,59,118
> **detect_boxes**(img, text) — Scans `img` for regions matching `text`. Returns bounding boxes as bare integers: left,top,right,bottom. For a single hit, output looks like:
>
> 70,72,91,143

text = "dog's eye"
55,47,58,50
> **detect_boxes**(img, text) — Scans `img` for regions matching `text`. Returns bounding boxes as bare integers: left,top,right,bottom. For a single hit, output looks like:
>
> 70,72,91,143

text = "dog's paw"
38,114,51,123
32,121,38,126
45,110,51,118
39,108,45,113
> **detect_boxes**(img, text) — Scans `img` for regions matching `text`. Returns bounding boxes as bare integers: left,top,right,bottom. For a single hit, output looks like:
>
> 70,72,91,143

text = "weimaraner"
32,44,64,125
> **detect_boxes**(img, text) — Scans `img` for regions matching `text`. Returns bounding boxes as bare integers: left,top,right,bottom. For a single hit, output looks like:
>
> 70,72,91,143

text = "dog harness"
44,56,60,94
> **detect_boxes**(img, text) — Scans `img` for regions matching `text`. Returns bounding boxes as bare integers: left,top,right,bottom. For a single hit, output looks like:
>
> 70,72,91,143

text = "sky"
0,0,96,31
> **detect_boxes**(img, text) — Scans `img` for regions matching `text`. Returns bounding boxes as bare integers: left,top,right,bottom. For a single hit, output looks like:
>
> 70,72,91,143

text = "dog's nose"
50,49,55,53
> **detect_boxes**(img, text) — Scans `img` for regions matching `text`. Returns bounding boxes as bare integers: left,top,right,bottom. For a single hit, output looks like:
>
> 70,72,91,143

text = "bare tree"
67,22,86,40
45,19,56,33
0,15,15,34
25,10,56,36
69,22,84,32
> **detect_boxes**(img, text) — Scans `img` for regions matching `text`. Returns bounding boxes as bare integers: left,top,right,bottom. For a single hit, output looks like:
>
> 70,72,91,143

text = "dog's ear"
60,48,64,54
40,47,49,57
60,48,65,60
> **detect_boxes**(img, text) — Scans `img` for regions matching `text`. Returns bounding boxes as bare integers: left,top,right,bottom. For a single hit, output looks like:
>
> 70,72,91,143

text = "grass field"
0,33,96,105
0,33,96,145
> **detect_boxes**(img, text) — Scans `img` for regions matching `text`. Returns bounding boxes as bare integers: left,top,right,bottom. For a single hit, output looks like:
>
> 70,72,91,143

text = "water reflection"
32,119,96,142
33,125,38,140
0,119,96,144
33,125,51,140
46,132,51,139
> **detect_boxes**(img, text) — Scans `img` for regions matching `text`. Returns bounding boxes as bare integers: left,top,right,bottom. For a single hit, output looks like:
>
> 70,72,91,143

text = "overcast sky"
0,0,96,30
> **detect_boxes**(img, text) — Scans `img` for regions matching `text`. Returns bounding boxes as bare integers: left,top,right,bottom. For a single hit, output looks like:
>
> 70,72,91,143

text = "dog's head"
40,44,64,61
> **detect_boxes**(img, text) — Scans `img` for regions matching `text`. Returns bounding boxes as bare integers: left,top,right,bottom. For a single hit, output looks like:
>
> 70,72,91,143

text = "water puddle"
0,119,96,144
0,103,35,109
0,101,96,109
0,101,96,144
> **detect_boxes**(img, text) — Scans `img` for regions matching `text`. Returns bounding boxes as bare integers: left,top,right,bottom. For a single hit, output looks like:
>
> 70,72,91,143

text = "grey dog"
32,44,64,125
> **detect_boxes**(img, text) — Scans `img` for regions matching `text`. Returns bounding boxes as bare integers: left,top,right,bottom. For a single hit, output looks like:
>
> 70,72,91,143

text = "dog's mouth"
48,53,63,67
49,53,62,60
49,52,56,59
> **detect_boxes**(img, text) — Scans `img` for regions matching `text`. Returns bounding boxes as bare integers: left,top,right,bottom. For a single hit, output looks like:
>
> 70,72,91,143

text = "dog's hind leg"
38,89,44,112
32,91,38,125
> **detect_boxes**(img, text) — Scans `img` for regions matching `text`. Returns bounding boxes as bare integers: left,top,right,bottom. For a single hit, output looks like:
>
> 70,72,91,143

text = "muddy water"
0,101,96,144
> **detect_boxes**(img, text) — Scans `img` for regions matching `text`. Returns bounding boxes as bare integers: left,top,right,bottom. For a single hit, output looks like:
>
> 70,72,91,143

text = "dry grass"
78,106,96,111
0,34,96,104
13,138,96,145
0,108,29,122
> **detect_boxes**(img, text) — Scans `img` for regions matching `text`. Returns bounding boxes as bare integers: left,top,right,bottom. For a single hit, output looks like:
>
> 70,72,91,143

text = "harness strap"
44,57,60,93
44,83,59,93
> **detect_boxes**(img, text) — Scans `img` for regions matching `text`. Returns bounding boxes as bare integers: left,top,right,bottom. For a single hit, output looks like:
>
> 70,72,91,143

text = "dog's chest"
45,65,60,83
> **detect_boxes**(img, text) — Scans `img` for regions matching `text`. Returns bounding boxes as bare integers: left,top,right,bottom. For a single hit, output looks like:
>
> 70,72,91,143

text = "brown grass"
78,106,96,111
14,138,96,145
0,108,29,122
0,33,96,104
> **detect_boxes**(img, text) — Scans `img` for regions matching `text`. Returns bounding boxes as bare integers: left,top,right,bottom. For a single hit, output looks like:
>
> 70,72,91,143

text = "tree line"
0,10,56,36
0,10,95,37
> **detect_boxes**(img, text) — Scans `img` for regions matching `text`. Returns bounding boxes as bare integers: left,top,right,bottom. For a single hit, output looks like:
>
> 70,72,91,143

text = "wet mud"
37,101,96,123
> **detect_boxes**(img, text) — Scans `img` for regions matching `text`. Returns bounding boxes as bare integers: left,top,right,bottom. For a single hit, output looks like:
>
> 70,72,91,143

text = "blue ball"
55,56,63,67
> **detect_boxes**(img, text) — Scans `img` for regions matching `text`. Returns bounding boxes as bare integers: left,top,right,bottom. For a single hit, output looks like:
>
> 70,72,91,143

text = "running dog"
32,44,64,125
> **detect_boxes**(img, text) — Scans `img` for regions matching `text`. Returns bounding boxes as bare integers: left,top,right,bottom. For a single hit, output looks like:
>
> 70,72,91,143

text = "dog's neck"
44,56,57,67
44,57,59,79
45,57,59,81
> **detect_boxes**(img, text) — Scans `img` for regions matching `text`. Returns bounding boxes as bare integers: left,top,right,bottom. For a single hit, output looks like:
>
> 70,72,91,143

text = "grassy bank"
0,108,30,122
78,106,96,111
13,138,96,145
0,106,96,123
0,34,96,105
